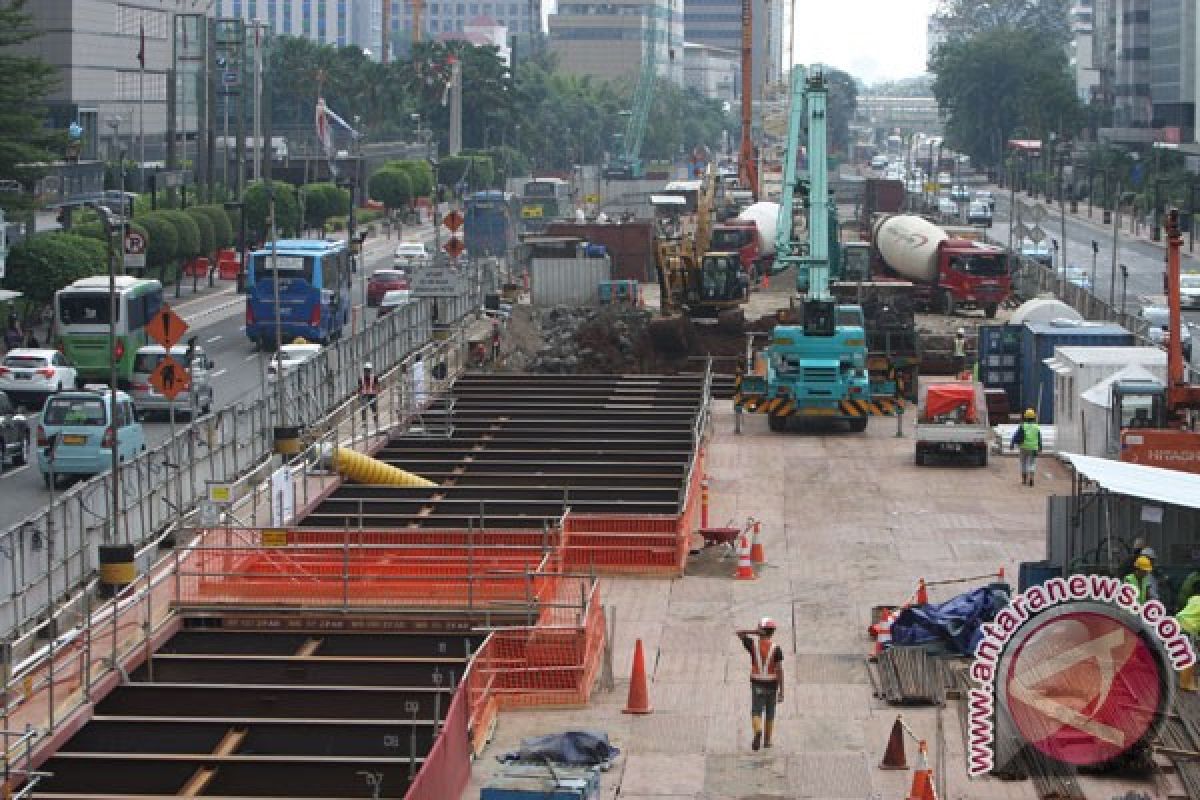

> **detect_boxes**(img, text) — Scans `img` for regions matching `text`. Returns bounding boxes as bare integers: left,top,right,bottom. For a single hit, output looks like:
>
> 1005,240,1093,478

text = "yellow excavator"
652,165,748,347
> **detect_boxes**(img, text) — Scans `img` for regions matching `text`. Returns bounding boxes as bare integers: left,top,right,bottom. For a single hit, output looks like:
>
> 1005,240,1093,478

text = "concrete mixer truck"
710,201,778,280
841,214,1011,318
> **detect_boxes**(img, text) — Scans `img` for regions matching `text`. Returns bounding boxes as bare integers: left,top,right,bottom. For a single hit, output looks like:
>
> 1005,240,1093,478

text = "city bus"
519,178,571,233
54,276,164,386
464,190,518,257
244,238,351,349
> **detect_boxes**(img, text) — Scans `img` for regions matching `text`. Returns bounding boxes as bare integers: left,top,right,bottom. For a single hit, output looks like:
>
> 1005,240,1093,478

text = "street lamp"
1090,240,1099,292
1119,263,1129,314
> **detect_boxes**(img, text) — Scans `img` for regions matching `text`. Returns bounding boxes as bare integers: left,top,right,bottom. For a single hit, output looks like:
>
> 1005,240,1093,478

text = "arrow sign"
146,304,188,350
442,210,464,232
443,237,465,259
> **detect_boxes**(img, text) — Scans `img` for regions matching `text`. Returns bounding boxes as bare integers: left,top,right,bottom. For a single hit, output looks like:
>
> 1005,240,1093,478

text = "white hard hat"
364,362,373,370
758,617,777,632
957,328,965,335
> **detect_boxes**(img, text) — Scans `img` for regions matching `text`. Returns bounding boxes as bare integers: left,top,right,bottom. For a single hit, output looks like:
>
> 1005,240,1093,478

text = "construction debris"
871,646,945,706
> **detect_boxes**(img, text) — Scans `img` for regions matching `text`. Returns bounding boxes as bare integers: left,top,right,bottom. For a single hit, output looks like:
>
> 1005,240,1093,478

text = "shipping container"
529,257,612,306
544,222,656,281
1019,322,1133,423
1047,347,1166,457
977,323,1022,409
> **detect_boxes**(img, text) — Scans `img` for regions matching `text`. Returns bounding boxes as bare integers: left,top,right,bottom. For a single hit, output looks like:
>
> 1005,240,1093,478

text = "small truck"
915,381,990,466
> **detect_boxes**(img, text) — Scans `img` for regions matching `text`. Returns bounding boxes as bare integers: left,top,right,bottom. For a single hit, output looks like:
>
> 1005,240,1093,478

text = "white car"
393,241,431,268
1181,272,1200,309
266,343,322,381
937,197,959,216
0,349,78,407
378,289,414,316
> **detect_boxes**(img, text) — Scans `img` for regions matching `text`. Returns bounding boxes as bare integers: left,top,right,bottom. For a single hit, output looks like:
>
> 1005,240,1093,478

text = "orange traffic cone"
762,271,770,290
750,519,766,565
734,533,756,580
997,566,1006,582
907,741,935,800
879,714,908,770
622,639,653,714
915,578,929,606
871,608,894,659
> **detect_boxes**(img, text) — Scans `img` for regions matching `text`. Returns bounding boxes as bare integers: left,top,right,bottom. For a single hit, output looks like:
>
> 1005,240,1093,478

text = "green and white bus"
54,276,164,386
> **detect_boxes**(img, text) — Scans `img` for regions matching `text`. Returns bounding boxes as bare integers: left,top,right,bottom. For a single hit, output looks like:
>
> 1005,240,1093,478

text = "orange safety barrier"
183,257,210,278
403,679,472,800
287,528,560,549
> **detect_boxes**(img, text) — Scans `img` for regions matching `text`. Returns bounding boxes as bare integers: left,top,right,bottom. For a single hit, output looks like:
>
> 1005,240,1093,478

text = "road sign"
261,529,288,547
222,70,240,87
924,182,937,194
411,264,468,296
442,210,464,232
443,237,465,259
521,205,543,219
146,304,188,350
585,193,600,205
208,482,236,506
149,355,191,400
1027,225,1046,244
124,230,146,269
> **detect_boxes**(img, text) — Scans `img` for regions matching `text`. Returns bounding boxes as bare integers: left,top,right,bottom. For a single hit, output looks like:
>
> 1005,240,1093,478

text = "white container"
1047,346,1167,457
734,201,781,257
529,256,612,306
1010,295,1083,326
871,214,948,284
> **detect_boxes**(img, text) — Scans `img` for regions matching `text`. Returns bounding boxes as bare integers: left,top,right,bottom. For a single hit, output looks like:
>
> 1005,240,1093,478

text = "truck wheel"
984,303,998,319
768,414,787,432
848,417,868,433
941,291,957,316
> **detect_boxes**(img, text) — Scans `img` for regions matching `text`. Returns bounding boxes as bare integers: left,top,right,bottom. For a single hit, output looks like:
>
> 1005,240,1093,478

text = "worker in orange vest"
358,362,380,429
737,617,785,750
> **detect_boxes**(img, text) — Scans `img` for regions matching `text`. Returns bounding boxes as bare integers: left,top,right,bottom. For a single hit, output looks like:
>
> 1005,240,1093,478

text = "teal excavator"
734,66,879,432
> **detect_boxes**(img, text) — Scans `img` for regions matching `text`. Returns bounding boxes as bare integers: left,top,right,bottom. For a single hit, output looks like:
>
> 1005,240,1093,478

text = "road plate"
62,434,86,445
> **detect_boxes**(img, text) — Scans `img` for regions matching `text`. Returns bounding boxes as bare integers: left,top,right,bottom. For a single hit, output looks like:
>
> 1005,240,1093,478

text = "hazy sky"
792,0,940,85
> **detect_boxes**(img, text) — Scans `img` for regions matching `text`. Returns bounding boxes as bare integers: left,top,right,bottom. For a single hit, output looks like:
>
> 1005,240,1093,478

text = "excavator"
734,66,890,432
1111,209,1200,472
651,163,749,344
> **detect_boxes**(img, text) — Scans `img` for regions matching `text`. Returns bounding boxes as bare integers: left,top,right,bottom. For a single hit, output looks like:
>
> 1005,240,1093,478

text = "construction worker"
1179,561,1200,612
737,617,785,751
358,362,380,429
953,328,967,376
1010,408,1041,486
1124,556,1160,604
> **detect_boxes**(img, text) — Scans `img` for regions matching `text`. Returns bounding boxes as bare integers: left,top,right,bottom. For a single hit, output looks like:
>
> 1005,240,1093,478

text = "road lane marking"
212,369,227,378
243,354,258,362
207,335,222,343
0,465,30,481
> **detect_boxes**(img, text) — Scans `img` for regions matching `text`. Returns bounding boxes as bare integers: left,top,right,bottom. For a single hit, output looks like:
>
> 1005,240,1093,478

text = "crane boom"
737,0,758,198
604,11,658,179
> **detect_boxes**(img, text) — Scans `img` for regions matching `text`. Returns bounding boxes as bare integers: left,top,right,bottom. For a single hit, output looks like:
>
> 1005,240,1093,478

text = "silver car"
129,344,215,417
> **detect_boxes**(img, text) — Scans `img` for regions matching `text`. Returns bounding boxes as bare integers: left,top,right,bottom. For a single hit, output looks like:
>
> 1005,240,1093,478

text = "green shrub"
161,210,202,260
2,233,108,308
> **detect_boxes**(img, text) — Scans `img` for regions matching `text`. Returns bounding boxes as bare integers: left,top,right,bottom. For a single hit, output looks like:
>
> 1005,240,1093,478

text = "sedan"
366,269,410,307
0,349,78,408
937,197,959,216
266,343,322,382
0,390,30,470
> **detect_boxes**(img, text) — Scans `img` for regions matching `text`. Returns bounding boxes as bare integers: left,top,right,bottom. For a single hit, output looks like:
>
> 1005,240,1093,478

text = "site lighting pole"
83,200,121,543
1120,263,1129,314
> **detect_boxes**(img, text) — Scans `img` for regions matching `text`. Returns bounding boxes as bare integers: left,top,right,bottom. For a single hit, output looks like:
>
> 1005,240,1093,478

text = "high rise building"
547,0,685,85
1070,1,1101,104
1149,0,1195,141
684,42,738,106
377,0,541,59
683,0,780,100
214,0,358,47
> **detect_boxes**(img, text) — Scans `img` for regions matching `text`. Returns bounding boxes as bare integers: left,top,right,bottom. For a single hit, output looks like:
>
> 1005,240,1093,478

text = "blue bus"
464,191,518,257
245,239,351,348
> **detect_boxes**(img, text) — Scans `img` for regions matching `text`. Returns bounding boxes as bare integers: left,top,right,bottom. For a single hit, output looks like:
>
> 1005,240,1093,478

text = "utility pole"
448,59,463,157
1110,181,1122,307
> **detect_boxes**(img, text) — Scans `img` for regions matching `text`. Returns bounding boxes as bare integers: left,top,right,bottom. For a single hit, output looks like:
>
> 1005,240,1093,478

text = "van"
37,389,145,488
129,344,215,417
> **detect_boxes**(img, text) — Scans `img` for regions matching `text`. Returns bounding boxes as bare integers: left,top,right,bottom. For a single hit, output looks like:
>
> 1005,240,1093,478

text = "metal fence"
0,269,488,646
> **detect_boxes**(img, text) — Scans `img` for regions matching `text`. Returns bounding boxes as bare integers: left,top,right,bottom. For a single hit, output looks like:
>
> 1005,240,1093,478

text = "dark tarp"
890,585,1009,656
500,731,620,766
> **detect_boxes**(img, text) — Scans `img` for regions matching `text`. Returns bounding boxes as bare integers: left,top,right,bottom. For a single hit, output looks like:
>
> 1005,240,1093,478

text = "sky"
792,0,940,85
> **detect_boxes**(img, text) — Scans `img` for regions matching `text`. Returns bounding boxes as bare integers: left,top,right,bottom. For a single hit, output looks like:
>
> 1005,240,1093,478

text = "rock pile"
529,306,652,374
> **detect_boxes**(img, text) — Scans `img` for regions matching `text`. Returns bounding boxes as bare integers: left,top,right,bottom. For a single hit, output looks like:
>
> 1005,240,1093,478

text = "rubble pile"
529,306,654,374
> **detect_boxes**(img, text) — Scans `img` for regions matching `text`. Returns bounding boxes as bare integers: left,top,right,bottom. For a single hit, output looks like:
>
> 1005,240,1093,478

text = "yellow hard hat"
292,336,309,345
1024,408,1036,420
1134,556,1153,571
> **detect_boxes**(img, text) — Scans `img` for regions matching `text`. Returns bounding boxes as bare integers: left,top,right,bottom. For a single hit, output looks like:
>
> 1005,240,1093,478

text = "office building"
683,0,780,99
378,0,541,58
547,0,685,85
684,42,738,107
214,0,361,47
1149,0,1195,142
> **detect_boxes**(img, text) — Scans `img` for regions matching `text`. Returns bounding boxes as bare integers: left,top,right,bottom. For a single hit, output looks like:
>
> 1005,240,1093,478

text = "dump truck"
842,214,1011,318
709,201,779,280
914,381,990,466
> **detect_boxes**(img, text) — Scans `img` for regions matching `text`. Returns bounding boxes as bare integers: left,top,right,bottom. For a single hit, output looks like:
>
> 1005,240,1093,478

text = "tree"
242,181,301,241
388,160,433,198
184,207,215,261
822,67,859,156
931,0,1071,54
300,182,350,230
930,26,1083,167
368,168,412,212
0,0,61,212
194,205,234,251
2,233,107,309
162,210,202,261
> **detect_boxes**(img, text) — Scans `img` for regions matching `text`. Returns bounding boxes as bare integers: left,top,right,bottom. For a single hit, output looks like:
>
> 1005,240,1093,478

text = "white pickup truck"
914,381,990,467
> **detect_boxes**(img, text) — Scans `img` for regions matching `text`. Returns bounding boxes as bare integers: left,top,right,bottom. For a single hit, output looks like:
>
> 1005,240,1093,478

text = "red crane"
737,0,758,200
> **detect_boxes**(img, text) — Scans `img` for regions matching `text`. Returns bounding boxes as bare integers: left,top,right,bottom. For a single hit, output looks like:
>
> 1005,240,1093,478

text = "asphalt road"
0,229,425,531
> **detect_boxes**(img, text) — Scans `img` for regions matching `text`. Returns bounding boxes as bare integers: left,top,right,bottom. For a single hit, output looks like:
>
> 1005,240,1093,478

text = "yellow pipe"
330,446,437,487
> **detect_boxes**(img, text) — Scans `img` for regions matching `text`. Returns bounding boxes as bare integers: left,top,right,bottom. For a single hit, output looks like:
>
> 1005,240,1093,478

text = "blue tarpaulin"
500,731,620,766
890,586,1008,656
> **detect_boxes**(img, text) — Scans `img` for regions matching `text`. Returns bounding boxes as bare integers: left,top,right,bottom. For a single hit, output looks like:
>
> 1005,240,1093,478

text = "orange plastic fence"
403,673,472,800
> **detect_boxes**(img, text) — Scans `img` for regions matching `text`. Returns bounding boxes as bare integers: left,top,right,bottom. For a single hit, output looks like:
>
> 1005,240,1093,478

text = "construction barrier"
402,676,472,800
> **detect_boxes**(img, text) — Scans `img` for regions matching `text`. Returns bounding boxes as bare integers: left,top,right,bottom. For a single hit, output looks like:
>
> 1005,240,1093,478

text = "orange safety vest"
360,375,378,396
750,638,781,683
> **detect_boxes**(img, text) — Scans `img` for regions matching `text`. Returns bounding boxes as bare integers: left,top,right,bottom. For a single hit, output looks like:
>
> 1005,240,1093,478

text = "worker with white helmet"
736,617,785,751
953,327,967,376
358,361,380,430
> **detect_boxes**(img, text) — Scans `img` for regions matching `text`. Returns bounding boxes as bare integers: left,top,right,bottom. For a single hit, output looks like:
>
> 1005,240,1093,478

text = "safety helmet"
1140,547,1157,561
1024,408,1036,420
758,617,777,632
292,336,308,345
956,328,965,335
364,362,373,371
1134,555,1153,571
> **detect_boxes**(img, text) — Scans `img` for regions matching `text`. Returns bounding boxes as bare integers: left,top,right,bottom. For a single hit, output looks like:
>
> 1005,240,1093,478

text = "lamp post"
1090,239,1099,292
83,200,121,543
1119,263,1129,314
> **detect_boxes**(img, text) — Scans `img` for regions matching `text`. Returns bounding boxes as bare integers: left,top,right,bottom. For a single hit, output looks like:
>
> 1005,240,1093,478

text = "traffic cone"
997,566,1006,583
750,519,766,565
762,271,770,290
879,714,908,770
907,741,935,800
872,608,894,658
734,533,756,580
622,639,653,714
915,578,929,606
